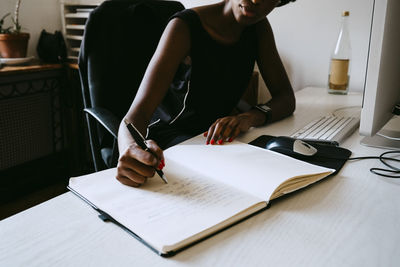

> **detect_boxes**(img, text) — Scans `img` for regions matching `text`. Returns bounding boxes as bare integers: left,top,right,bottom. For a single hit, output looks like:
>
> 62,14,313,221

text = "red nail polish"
218,139,223,145
228,138,233,142
206,141,209,145
203,132,208,137
161,159,165,166
158,163,163,170
210,139,215,145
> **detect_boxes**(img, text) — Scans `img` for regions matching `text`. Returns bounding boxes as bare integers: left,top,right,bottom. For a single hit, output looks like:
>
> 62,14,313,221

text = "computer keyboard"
291,115,360,145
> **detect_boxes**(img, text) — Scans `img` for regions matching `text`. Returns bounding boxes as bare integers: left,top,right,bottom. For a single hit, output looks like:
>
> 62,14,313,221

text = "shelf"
68,56,79,61
76,8,95,12
65,12,90,19
61,2,103,63
66,24,86,30
66,35,83,41
0,62,63,76
60,0,103,5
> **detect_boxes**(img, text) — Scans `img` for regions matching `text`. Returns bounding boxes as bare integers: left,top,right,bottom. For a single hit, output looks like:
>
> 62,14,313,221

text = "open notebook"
69,135,334,256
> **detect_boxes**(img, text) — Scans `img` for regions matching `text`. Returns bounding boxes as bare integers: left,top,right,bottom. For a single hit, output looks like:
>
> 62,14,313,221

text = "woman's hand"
116,140,165,187
205,113,254,145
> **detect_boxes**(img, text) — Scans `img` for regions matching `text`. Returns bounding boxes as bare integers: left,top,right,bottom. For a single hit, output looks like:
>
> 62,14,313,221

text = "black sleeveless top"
148,9,257,148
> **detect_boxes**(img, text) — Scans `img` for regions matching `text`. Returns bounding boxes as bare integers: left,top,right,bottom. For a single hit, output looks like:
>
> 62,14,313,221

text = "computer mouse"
265,136,318,157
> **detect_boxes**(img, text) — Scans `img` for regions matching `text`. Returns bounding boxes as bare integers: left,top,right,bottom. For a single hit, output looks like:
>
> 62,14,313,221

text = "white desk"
1,87,400,266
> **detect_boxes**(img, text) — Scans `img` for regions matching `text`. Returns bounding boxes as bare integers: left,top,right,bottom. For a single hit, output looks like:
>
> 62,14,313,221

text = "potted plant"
0,0,30,58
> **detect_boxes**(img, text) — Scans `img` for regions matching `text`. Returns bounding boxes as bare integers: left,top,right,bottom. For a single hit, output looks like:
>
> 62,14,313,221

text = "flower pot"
0,32,30,58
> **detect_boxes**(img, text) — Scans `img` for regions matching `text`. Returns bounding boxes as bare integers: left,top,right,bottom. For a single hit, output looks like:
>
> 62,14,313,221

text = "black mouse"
265,136,318,157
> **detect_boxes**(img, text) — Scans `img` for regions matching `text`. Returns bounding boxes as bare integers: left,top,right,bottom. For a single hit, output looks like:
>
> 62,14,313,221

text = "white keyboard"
291,116,360,145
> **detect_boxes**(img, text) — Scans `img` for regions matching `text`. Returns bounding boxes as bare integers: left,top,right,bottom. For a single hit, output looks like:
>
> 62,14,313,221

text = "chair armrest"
84,107,120,139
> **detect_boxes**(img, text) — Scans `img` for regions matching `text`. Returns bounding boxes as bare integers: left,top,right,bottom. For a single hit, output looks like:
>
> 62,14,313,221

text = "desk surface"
1,87,399,267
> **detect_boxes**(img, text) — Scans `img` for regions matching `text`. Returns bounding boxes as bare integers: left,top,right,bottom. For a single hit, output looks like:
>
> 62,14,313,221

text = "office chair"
78,0,185,171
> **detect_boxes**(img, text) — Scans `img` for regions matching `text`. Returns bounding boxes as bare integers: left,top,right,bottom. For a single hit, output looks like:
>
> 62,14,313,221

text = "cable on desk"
348,150,400,178
377,133,400,141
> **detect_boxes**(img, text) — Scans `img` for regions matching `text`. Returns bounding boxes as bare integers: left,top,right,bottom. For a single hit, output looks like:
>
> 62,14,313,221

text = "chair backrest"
79,0,185,118
78,0,185,170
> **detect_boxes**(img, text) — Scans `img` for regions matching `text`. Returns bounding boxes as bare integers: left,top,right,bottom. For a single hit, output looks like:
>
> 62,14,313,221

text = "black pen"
124,120,168,184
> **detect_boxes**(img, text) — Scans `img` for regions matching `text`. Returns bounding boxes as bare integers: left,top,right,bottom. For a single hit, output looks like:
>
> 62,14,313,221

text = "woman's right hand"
116,140,165,187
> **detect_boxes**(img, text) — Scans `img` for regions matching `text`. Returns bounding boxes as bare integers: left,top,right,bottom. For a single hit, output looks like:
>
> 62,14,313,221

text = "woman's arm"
205,18,295,145
116,18,190,186
254,18,296,122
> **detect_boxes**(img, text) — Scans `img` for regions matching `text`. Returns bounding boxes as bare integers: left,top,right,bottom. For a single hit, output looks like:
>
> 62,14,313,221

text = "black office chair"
78,0,185,171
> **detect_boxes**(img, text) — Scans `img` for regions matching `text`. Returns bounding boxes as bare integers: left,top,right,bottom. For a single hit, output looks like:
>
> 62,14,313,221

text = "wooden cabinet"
0,64,67,202
0,63,92,205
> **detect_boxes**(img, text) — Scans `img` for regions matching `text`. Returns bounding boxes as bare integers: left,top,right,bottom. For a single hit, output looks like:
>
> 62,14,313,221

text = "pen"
124,120,168,184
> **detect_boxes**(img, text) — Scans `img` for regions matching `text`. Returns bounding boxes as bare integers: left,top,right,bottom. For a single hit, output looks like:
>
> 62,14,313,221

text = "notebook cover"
68,185,270,257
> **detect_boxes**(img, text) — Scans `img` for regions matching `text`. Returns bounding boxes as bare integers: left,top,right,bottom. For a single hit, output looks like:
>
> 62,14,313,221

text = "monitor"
359,0,400,149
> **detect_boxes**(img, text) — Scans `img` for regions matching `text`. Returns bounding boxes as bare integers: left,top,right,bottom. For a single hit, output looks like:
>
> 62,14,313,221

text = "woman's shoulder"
173,4,223,29
170,9,200,24
254,18,274,36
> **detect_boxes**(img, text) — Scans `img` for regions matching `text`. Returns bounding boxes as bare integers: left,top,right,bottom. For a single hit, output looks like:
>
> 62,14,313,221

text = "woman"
117,0,296,187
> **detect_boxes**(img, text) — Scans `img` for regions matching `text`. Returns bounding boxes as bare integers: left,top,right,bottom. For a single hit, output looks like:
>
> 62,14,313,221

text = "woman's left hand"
204,113,253,145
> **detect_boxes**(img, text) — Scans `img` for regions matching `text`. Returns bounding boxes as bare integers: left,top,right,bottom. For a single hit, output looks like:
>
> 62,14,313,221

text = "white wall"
182,0,373,93
0,0,62,57
0,0,372,93
268,0,373,92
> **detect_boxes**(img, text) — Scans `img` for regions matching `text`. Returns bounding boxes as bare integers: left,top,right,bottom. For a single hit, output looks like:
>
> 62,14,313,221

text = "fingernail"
218,139,223,145
228,138,233,142
161,159,165,166
158,163,163,170
203,132,208,137
210,139,215,145
206,141,209,145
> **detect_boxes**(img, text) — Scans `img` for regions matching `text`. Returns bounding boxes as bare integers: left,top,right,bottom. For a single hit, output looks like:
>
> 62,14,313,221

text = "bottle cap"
342,11,350,16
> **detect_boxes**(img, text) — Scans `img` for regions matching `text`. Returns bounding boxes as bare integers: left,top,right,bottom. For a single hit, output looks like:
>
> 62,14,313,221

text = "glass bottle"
328,11,351,94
